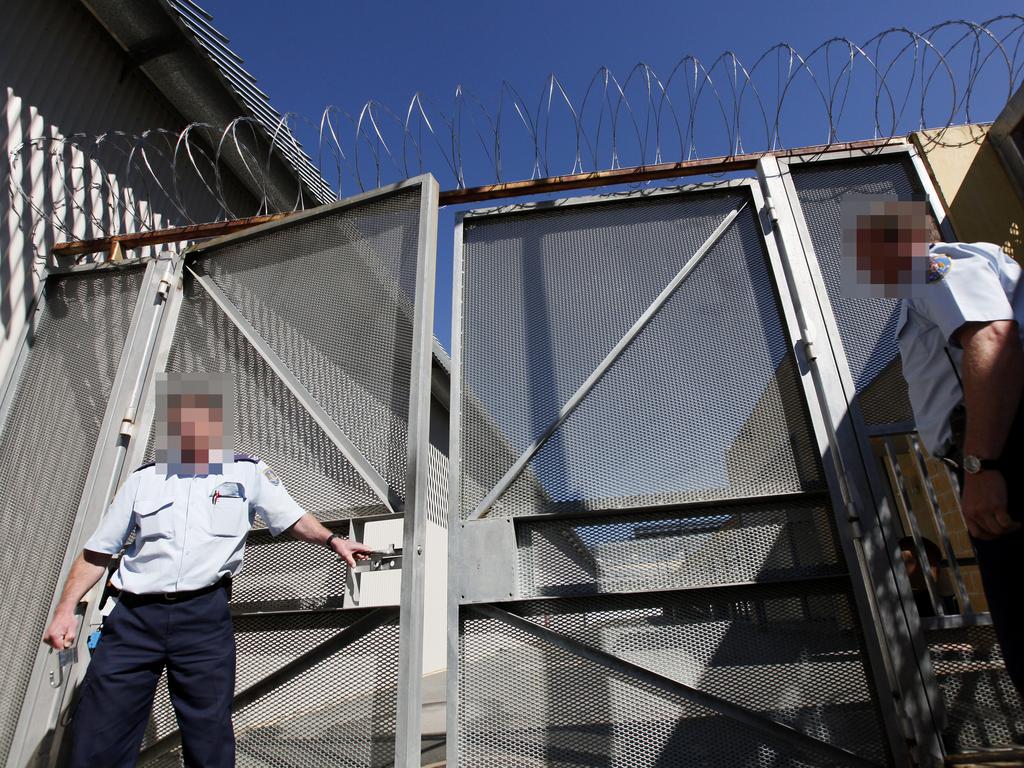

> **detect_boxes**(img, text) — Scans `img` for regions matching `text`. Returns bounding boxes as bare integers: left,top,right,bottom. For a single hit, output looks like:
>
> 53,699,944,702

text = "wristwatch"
324,532,348,549
963,454,1002,475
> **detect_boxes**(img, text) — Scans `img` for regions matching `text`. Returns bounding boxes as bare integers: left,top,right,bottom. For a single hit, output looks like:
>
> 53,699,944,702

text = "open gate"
764,145,1024,759
1,175,440,768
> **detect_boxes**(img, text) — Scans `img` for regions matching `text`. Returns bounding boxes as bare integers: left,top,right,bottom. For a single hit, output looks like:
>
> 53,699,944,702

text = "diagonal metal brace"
469,202,747,520
137,606,399,763
476,604,880,768
189,265,399,513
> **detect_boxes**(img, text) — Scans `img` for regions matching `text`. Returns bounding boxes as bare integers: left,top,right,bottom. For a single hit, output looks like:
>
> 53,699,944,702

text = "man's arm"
42,550,113,650
957,319,1024,539
287,513,373,567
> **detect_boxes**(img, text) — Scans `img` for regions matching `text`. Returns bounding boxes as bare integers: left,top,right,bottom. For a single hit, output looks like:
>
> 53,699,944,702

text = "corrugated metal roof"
164,0,336,205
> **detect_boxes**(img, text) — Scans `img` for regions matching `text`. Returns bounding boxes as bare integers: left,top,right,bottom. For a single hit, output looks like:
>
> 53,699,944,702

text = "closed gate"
448,180,920,767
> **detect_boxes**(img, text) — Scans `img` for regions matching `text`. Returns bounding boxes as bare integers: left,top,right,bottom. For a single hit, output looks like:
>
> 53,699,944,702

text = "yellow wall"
912,124,1024,261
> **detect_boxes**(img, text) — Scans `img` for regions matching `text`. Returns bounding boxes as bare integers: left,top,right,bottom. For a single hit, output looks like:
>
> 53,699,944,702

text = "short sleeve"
915,245,1014,345
250,461,305,536
84,471,141,554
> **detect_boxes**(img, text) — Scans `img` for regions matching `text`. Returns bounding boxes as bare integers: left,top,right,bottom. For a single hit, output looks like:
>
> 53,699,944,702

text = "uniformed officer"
850,199,1024,694
43,377,372,767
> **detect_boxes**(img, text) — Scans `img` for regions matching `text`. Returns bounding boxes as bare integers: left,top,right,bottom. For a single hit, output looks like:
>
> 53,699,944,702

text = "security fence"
2,142,1023,768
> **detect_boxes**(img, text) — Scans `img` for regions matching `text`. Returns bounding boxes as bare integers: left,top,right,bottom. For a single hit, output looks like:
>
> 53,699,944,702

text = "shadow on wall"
0,0,260,380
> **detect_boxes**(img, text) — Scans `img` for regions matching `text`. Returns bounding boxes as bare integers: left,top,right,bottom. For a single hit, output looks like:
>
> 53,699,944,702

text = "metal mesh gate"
132,177,438,767
781,148,1024,758
0,266,146,763
787,154,924,429
451,182,894,767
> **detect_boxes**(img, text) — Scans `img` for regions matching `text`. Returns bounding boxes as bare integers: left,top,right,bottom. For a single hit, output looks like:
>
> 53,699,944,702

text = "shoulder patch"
234,453,260,464
927,254,951,283
263,466,281,486
132,461,156,473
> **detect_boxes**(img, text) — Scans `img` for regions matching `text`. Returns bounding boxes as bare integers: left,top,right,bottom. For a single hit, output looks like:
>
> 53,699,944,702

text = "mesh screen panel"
229,528,349,612
461,606,851,768
789,156,923,427
155,274,385,519
927,624,1024,753
498,585,890,764
0,268,142,761
194,187,422,500
460,191,822,518
517,498,843,598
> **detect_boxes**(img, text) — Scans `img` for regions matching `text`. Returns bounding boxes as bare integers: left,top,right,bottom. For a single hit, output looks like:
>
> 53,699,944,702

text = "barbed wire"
7,15,1024,254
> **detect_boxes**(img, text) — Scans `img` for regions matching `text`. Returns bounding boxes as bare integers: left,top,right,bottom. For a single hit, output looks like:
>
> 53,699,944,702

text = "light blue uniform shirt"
84,456,305,594
897,242,1024,457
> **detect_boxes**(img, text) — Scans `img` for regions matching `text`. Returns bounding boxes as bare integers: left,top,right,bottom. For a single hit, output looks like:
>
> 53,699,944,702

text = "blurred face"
167,394,224,465
842,199,932,299
156,374,233,475
855,209,929,285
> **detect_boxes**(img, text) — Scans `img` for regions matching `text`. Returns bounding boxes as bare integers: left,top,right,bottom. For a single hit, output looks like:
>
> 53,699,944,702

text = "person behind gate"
42,373,372,767
845,198,1024,695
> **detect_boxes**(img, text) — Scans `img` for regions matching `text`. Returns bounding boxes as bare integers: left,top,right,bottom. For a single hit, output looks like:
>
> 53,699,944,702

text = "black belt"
117,576,231,605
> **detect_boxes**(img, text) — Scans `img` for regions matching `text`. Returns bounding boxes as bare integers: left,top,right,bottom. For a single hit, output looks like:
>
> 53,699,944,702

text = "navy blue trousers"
69,586,236,768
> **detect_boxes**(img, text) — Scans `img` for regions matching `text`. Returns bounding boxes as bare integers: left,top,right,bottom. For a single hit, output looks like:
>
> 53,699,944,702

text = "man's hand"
43,610,78,650
41,550,110,650
287,513,375,568
331,538,373,568
962,470,1021,540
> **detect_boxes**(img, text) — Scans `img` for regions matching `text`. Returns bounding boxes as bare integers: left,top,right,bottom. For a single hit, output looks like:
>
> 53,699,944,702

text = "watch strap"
324,532,348,549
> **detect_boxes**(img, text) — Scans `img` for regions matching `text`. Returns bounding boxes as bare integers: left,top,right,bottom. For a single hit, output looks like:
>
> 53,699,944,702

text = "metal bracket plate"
458,518,517,603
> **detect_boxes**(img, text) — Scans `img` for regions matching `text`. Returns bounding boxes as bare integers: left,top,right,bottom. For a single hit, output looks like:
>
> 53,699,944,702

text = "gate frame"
4,255,172,768
120,175,439,768
759,143,961,764
447,177,913,767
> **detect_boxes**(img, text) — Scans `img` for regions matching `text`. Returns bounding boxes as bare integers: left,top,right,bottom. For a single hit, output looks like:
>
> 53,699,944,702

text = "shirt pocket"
208,497,249,537
133,498,173,541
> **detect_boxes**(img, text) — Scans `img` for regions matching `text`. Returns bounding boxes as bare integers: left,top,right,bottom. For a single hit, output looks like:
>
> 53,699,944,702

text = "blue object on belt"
87,629,102,651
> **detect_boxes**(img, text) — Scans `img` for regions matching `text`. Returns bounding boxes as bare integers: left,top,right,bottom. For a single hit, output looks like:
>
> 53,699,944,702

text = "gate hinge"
763,194,779,223
119,406,136,438
799,326,817,362
156,264,174,300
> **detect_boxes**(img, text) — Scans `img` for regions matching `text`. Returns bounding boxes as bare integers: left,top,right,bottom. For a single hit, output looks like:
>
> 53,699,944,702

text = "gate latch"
352,544,402,573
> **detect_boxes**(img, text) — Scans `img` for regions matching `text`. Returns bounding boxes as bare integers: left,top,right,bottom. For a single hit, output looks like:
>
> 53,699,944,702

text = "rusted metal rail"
51,137,903,260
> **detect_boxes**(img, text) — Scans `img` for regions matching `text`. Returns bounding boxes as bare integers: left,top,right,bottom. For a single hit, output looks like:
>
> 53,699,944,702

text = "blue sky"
198,1,1021,349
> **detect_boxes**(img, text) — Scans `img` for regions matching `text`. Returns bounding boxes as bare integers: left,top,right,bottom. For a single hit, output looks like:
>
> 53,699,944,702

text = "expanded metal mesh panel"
426,445,449,529
460,191,822,518
195,187,422,500
229,528,349,612
790,156,922,427
500,584,890,765
0,268,142,761
927,624,1024,753
141,612,399,767
461,606,848,767
156,274,385,519
518,498,844,598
